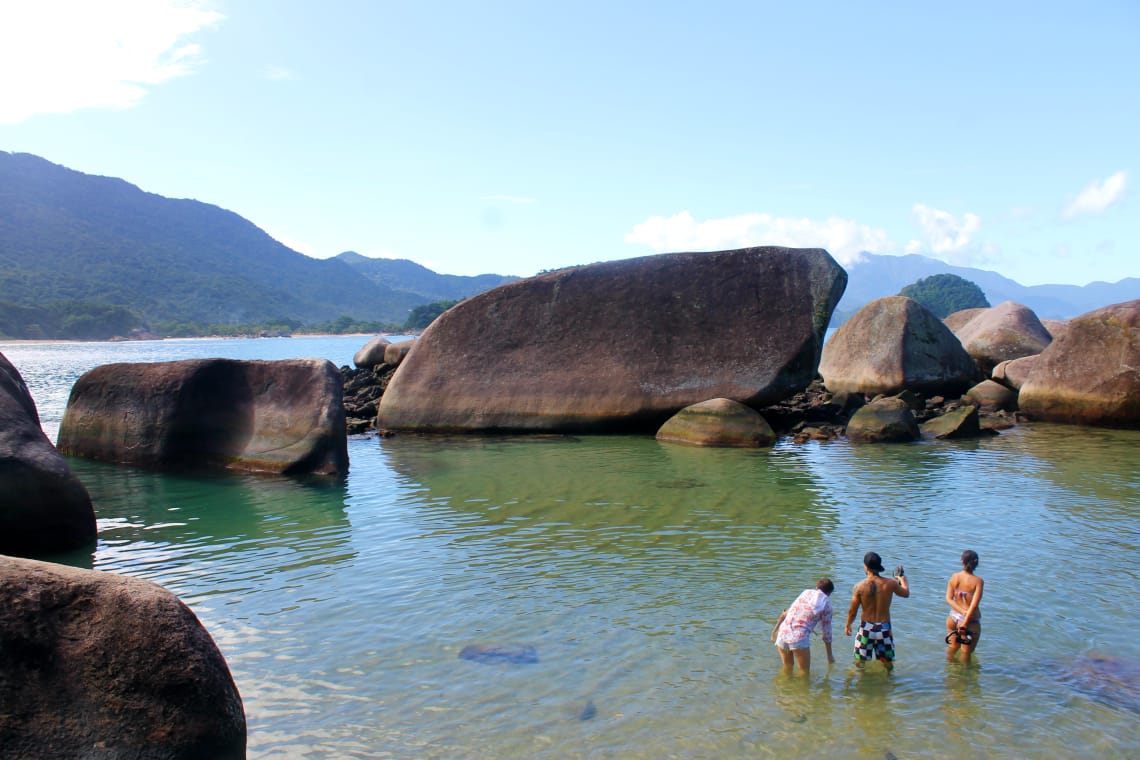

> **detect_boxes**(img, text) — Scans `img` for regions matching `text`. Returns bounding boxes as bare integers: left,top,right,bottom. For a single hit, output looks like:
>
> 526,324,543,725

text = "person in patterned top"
771,578,836,672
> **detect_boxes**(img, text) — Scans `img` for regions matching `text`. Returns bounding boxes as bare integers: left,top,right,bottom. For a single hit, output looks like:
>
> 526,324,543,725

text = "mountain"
336,252,518,302
0,152,515,338
837,253,1138,322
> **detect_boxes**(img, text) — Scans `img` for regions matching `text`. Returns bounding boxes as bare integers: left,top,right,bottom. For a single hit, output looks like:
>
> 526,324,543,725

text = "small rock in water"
458,643,538,665
578,700,597,721
884,751,899,760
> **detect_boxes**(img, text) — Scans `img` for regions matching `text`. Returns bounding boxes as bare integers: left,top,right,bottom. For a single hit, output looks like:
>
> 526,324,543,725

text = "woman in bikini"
946,549,984,660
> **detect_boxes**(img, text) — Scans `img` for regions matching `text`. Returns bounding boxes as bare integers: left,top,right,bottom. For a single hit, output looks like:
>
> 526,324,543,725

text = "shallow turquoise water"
3,337,1138,759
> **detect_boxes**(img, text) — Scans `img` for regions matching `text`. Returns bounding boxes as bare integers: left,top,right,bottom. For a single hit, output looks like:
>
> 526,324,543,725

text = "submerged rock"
656,398,776,448
459,643,539,665
0,555,246,758
377,247,846,433
59,358,348,476
0,352,96,556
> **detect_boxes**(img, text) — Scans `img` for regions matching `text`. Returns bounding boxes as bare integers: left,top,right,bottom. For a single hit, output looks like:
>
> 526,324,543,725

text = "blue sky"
1,1,1137,286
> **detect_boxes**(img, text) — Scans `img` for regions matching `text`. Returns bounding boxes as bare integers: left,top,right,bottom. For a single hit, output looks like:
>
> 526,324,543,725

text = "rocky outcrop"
353,337,391,369
1042,319,1070,342
845,397,921,443
656,398,776,448
965,379,1019,412
0,352,96,556
377,247,846,433
59,358,348,476
992,355,1039,390
944,307,988,333
819,296,977,397
0,555,246,759
1018,300,1140,428
342,362,400,434
921,404,984,439
949,301,1052,374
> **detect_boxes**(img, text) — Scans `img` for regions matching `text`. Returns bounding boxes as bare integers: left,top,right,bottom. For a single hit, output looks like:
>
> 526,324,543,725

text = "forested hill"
0,152,514,338
337,252,518,302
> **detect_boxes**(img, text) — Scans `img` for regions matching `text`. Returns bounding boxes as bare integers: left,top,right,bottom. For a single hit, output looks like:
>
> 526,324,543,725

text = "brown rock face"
59,358,348,476
920,404,983,439
656,398,776,448
1018,299,1140,428
943,307,989,333
846,397,921,443
377,247,846,433
353,337,391,368
965,379,1019,412
0,352,96,556
820,296,977,397
0,555,245,759
949,301,1052,374
992,355,1039,390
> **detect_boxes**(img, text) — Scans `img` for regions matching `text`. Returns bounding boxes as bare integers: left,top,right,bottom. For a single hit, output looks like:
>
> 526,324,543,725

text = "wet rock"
656,398,776,448
0,555,246,759
846,397,920,443
378,247,846,433
0,352,96,556
921,404,987,439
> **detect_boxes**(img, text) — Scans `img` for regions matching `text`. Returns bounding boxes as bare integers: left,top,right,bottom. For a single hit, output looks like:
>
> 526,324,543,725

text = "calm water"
3,337,1138,759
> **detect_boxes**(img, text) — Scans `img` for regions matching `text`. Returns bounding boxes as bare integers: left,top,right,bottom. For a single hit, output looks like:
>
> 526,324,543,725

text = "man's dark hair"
817,578,835,595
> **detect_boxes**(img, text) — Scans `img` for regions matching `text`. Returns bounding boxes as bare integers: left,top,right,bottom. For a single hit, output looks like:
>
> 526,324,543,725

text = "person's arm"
822,600,835,663
961,578,983,622
770,609,787,642
845,587,861,636
894,573,910,598
824,639,835,664
946,577,966,615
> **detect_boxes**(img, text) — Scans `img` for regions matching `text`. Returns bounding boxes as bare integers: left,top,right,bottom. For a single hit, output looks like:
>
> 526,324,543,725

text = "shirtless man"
845,551,909,670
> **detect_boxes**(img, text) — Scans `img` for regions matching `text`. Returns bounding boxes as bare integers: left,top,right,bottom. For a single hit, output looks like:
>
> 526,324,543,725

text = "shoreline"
0,332,416,347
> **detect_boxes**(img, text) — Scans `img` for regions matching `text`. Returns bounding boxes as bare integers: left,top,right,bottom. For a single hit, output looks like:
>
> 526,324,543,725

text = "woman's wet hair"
816,578,835,595
961,549,979,572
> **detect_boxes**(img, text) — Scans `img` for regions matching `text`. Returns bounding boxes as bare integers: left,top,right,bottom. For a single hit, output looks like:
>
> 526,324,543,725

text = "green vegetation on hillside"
899,273,990,318
403,300,459,330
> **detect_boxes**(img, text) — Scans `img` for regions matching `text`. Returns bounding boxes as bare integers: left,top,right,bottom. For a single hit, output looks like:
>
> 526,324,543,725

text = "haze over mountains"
1,150,1134,339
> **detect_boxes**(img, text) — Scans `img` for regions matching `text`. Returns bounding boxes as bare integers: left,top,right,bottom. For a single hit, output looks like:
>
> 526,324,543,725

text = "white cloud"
904,204,981,256
0,0,223,124
623,210,891,266
1062,171,1128,219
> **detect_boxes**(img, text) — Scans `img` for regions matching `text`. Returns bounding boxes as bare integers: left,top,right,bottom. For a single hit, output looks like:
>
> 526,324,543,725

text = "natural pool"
5,337,1139,758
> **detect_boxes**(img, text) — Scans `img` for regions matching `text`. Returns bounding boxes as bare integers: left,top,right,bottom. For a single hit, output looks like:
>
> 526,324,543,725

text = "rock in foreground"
846,397,921,443
378,247,846,433
1018,299,1140,428
0,352,96,556
59,358,348,476
0,555,246,759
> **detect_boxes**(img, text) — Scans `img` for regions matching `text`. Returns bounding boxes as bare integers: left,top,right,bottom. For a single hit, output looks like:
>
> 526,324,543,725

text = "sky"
1,1,1137,286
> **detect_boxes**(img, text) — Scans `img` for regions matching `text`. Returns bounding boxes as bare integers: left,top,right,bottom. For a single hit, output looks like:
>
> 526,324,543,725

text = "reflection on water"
5,338,1139,758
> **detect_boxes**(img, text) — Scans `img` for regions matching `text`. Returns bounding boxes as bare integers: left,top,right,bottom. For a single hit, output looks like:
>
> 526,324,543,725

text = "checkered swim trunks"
854,621,895,663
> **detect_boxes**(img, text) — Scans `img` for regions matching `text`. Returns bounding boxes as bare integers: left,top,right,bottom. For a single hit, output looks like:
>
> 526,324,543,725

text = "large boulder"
943,307,988,333
0,555,245,758
0,352,96,556
845,397,921,443
58,358,348,476
1018,300,1140,428
377,247,846,432
819,296,977,397
949,301,1052,374
384,339,415,366
656,398,776,448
